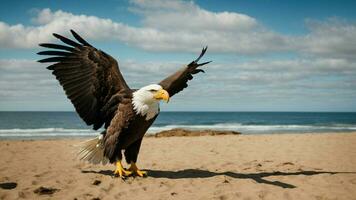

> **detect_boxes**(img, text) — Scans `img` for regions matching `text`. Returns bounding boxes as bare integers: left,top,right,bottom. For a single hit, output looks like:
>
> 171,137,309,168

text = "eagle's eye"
149,89,157,92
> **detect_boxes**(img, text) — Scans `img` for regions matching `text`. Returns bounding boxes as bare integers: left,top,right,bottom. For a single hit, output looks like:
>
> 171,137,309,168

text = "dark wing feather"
38,30,131,130
39,43,75,51
37,50,72,56
52,33,81,47
70,30,93,47
158,47,211,97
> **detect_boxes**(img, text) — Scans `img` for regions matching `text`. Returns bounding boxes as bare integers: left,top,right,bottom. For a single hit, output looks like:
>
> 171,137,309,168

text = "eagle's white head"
132,84,170,120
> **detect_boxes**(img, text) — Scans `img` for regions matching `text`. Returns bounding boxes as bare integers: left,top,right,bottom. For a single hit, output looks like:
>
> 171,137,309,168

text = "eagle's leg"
124,139,147,177
128,162,147,177
114,160,132,178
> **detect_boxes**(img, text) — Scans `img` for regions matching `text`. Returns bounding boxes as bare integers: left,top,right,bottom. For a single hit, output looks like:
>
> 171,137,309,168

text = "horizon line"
0,110,356,113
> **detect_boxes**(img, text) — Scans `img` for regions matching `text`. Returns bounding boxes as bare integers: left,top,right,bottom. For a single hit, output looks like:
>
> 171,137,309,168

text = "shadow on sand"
82,169,356,189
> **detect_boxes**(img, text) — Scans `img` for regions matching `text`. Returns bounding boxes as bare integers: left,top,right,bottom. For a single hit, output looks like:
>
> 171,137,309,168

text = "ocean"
0,112,355,139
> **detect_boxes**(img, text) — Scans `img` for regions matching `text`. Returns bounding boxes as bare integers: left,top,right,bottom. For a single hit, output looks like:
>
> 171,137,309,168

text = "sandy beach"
1,131,356,200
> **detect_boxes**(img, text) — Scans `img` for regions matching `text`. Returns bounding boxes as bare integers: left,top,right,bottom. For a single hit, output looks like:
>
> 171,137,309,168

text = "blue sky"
1,0,356,111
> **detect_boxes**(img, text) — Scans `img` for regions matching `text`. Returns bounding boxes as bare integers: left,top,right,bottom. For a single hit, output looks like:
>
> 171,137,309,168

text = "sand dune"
1,131,356,200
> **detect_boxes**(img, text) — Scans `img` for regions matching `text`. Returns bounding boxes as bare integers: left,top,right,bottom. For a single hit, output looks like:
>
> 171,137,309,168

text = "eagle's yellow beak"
154,89,170,103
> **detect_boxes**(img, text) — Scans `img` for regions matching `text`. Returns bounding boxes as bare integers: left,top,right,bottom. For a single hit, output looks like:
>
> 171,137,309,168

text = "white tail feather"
76,135,109,165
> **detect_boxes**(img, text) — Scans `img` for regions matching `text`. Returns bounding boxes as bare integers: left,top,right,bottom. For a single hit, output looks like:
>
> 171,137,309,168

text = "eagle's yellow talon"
135,169,147,177
114,161,132,178
129,162,147,177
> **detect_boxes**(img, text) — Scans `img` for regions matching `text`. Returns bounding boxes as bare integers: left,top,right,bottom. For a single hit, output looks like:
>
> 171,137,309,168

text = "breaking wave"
0,128,96,138
147,123,356,133
1,123,356,139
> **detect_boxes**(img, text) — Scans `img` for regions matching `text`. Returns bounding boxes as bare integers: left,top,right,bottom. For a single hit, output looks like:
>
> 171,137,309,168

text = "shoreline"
1,129,356,140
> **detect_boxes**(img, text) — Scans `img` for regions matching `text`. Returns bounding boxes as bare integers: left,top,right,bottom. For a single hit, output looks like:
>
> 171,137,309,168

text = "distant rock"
150,128,241,137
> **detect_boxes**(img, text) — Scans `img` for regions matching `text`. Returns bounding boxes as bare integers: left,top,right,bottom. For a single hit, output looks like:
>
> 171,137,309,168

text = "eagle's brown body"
105,107,157,163
38,30,210,168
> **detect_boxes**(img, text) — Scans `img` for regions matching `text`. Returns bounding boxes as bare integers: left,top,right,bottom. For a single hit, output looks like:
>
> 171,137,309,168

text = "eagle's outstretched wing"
38,30,131,130
158,47,211,97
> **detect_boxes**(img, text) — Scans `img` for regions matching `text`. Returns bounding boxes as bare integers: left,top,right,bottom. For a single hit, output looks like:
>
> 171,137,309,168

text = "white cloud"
1,1,355,57
0,59,57,99
1,56,355,111
294,18,356,59
131,0,258,31
0,8,127,49
0,1,290,54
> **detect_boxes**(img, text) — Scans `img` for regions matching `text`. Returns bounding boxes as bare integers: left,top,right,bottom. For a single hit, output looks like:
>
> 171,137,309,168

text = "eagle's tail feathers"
76,135,109,165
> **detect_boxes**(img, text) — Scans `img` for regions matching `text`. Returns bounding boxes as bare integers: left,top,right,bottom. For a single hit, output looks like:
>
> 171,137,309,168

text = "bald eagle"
37,30,210,178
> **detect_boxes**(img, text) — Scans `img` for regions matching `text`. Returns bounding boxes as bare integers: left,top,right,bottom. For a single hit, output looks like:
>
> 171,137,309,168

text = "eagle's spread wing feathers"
158,47,211,97
38,30,131,130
